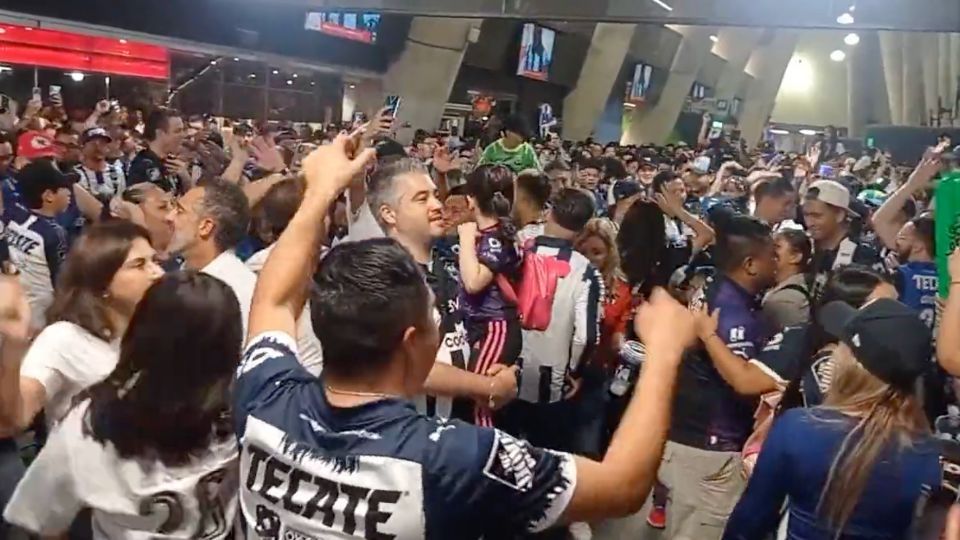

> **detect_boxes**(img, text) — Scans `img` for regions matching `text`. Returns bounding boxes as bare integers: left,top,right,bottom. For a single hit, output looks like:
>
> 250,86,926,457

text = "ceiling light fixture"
769,128,790,135
119,39,127,44
837,12,854,24
272,69,279,75
650,0,674,12
69,71,85,82
710,35,719,43
799,129,819,136
249,73,256,78
292,73,298,78
286,79,293,85
233,57,239,62
830,49,846,62
844,33,860,46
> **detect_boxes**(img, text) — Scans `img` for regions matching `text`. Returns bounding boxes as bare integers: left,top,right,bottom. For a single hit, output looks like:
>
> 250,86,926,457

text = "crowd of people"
0,86,957,540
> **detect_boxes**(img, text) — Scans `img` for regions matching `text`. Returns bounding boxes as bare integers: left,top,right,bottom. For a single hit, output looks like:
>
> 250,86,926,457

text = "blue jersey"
896,261,938,330
3,205,68,328
234,331,577,540
671,275,771,451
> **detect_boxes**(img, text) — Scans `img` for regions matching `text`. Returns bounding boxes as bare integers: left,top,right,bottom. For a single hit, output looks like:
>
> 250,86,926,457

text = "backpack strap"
780,283,811,303
833,237,857,270
496,274,519,305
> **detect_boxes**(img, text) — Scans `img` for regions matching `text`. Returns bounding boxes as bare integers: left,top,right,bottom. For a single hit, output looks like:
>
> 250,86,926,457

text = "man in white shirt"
165,180,324,370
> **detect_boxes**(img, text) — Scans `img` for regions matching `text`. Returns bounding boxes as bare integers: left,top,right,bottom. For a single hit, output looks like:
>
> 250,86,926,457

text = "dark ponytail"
467,163,518,244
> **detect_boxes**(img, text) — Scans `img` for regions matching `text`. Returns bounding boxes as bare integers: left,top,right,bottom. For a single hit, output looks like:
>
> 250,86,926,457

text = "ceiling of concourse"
276,0,960,31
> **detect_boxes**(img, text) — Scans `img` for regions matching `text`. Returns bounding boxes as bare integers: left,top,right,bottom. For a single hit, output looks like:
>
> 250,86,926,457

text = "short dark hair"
713,214,773,272
502,114,531,140
775,229,812,272
544,160,571,174
550,188,595,232
577,157,604,173
912,214,935,256
651,170,680,193
253,178,304,243
143,107,180,141
516,170,552,211
198,180,251,251
85,271,241,466
311,239,432,379
48,220,152,340
754,177,795,202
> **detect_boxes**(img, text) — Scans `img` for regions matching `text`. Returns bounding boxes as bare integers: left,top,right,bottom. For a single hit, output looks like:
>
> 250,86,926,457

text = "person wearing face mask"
74,127,127,204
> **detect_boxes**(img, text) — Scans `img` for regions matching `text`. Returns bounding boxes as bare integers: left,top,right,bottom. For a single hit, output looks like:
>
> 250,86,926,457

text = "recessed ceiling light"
249,73,256,78
272,69,279,75
769,128,790,135
286,79,293,85
837,12,854,24
830,49,846,62
710,35,719,43
799,129,819,136
233,57,239,62
69,71,85,82
292,73,298,78
844,33,860,46
119,39,127,44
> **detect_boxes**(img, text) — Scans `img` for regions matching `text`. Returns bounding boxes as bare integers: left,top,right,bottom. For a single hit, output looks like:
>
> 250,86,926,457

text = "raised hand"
300,131,377,197
634,287,696,360
0,277,31,343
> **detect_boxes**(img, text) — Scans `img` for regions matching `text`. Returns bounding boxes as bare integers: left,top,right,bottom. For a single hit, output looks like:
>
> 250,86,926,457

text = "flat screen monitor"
517,23,556,81
627,63,654,102
305,11,381,44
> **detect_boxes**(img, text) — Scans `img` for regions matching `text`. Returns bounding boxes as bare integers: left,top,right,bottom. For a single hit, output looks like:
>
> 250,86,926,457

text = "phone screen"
49,85,61,97
384,95,401,117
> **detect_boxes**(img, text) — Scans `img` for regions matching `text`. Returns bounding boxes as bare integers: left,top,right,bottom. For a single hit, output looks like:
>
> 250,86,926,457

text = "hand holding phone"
383,95,402,118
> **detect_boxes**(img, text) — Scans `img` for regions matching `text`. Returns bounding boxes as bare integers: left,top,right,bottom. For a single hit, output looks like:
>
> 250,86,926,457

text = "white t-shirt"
346,201,385,242
215,248,324,376
19,321,119,428
4,400,238,538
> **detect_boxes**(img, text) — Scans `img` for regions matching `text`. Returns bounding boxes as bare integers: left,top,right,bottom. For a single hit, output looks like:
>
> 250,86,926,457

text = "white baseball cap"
807,180,851,211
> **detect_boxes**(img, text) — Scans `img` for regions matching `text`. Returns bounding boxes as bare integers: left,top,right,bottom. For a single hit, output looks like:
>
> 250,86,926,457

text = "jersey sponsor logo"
729,326,746,342
912,273,939,292
241,417,425,539
428,421,456,442
3,227,39,254
483,430,537,492
283,525,319,540
762,332,785,352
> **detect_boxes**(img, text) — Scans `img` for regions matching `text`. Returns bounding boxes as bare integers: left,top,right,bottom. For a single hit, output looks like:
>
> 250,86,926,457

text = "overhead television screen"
627,63,654,102
517,23,556,81
690,82,708,101
305,11,381,44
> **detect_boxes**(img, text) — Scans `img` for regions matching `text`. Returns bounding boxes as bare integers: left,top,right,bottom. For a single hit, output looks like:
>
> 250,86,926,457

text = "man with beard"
365,157,518,419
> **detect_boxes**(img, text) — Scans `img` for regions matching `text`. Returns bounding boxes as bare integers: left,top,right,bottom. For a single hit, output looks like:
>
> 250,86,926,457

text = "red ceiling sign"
0,24,169,80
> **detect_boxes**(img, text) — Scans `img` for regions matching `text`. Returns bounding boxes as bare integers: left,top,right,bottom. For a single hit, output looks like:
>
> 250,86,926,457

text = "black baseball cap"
819,298,932,390
17,161,74,206
612,179,641,202
80,127,112,145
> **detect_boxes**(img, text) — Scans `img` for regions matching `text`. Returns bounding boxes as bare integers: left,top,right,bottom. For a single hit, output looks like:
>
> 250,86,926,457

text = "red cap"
16,131,58,161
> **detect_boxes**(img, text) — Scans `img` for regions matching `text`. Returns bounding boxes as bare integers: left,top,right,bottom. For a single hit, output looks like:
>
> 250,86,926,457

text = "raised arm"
873,157,939,251
247,133,376,344
561,288,696,522
0,277,45,438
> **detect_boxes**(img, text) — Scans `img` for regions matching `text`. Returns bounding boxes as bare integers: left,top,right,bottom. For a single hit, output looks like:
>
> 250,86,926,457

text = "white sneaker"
569,521,592,540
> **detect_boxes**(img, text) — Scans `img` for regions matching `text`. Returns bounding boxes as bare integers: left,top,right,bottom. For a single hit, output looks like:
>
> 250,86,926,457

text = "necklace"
324,385,395,400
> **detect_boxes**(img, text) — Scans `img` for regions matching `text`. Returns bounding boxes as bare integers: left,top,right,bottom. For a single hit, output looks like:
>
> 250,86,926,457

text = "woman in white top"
5,271,242,538
0,220,163,435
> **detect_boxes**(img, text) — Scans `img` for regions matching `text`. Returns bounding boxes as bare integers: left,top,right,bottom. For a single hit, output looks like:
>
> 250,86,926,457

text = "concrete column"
383,18,479,144
903,33,926,126
562,23,636,141
951,34,960,114
623,26,715,145
712,27,764,119
848,32,886,137
940,34,951,111
879,31,904,124
739,31,799,146
922,33,940,122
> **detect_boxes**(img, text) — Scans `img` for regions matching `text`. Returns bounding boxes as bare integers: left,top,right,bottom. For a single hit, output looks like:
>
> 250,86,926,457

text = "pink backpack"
496,244,571,331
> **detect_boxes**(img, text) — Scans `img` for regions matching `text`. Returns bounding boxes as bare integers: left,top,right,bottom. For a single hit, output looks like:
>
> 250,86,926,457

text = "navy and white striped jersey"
234,331,577,540
519,236,603,404
74,161,127,203
3,205,67,328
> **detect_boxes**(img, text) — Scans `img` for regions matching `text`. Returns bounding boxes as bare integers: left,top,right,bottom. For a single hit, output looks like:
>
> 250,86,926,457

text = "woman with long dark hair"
0,220,163,435
457,164,522,426
762,229,813,330
617,199,668,301
725,298,940,539
4,271,242,537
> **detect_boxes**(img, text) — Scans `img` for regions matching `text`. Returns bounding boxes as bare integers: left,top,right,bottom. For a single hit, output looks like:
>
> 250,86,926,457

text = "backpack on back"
495,244,571,331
